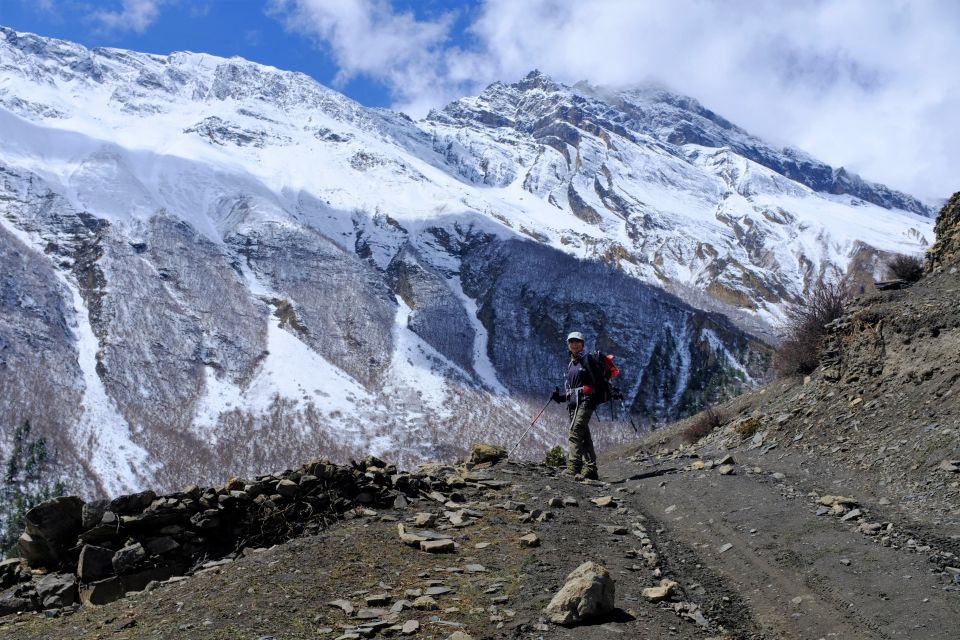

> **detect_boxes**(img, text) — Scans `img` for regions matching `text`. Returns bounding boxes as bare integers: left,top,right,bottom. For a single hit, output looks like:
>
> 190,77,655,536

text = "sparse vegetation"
544,445,566,467
680,407,725,444
886,254,924,282
0,420,66,556
774,279,850,376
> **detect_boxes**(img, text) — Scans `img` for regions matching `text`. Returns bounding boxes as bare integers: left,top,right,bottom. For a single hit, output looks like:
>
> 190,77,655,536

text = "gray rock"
840,508,863,522
112,543,147,574
144,536,180,556
544,561,615,626
328,599,354,615
78,545,115,582
0,586,39,616
81,499,110,529
109,490,157,515
276,479,299,497
36,573,77,609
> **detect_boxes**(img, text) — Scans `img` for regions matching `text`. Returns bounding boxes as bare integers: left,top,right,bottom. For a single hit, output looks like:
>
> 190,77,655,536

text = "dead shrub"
774,279,850,377
680,407,725,444
733,415,763,439
886,254,924,282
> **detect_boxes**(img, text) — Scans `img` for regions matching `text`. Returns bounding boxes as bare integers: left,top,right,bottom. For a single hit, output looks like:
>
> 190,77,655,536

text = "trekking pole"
511,390,556,457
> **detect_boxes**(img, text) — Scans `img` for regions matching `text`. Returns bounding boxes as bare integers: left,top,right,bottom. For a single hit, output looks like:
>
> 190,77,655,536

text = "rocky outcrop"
927,192,960,272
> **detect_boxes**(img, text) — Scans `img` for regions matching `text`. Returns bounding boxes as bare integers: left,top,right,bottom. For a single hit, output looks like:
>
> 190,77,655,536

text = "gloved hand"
551,387,564,404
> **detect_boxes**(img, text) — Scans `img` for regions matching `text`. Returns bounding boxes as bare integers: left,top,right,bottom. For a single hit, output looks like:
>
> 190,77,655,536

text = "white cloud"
266,0,459,115
271,0,960,201
91,0,167,34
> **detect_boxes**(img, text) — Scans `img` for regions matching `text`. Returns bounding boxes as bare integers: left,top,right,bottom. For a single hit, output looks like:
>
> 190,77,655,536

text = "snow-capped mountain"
0,27,932,497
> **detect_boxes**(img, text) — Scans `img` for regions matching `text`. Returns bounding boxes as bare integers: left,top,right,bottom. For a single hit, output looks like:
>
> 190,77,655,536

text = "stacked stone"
1,455,430,616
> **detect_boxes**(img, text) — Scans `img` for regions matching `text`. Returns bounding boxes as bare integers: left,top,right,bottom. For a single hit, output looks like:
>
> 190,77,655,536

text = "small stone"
717,465,735,475
412,595,438,610
414,513,436,527
519,533,540,548
328,599,354,615
591,496,616,508
401,620,419,635
840,559,852,566
938,460,959,473
390,599,412,613
719,543,733,553
642,579,678,603
562,496,579,507
465,564,486,573
356,608,389,620
420,539,455,553
603,525,628,535
365,594,390,606
474,542,491,549
817,495,858,507
447,632,474,640
548,497,564,508
841,508,863,522
690,461,706,471
424,586,452,596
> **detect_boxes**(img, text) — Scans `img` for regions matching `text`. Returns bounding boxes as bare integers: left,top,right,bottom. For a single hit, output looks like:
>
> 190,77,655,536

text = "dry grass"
680,406,726,444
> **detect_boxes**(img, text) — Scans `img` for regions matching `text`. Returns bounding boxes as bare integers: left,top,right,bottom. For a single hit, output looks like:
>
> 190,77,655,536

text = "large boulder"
544,561,615,626
18,496,85,568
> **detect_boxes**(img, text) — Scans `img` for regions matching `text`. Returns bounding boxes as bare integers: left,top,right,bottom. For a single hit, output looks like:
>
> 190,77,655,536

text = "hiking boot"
577,471,600,482
561,467,580,478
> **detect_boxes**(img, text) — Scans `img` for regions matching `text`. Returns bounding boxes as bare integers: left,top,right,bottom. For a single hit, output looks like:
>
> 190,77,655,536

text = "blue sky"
0,0,957,201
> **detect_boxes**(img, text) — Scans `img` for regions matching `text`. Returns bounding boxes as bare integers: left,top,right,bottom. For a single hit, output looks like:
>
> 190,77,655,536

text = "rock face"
544,561,616,626
927,192,960,272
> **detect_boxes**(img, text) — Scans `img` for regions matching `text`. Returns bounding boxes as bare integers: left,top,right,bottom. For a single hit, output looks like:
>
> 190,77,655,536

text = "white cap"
566,331,585,342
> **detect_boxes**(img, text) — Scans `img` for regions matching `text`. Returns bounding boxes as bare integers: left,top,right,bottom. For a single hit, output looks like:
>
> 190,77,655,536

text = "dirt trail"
605,450,960,639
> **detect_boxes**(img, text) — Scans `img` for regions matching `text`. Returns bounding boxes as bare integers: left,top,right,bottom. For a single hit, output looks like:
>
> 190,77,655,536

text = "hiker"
551,331,600,481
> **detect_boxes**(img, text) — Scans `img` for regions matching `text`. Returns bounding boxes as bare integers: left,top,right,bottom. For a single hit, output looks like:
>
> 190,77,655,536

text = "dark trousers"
567,400,597,476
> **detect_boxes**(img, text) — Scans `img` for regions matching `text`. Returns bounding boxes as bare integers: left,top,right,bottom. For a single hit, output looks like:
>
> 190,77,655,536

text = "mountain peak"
512,69,561,92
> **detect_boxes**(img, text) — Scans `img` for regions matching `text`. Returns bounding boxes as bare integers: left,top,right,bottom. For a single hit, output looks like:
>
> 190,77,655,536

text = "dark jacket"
565,352,597,408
